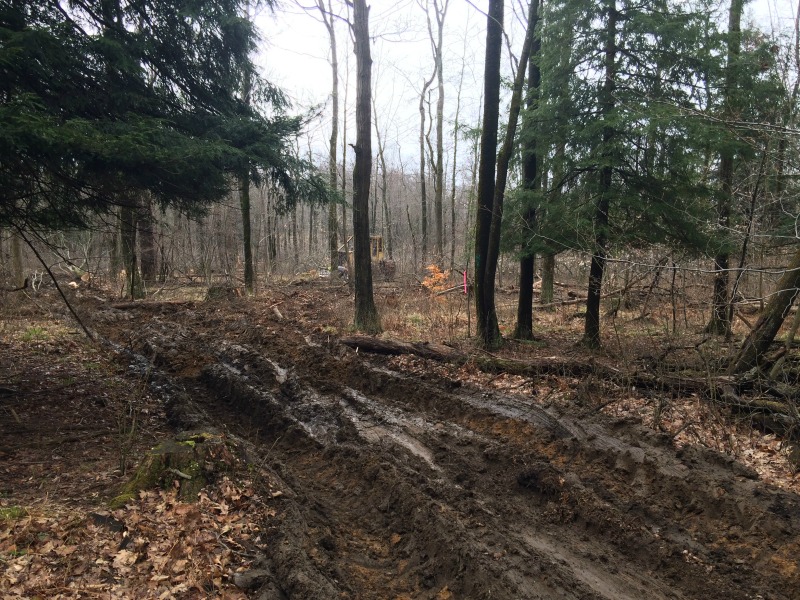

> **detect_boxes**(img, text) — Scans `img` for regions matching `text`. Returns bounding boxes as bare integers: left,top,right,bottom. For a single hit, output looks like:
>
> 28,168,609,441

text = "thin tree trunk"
11,230,24,288
318,0,340,274
426,0,449,263
139,193,157,286
240,172,254,293
340,48,350,280
120,196,144,299
374,102,392,259
707,0,743,337
449,25,467,273
407,206,418,273
419,68,436,270
540,253,555,305
582,0,617,349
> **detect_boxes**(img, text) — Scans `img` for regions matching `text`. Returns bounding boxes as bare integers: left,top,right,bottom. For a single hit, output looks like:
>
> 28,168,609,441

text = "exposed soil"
2,280,800,599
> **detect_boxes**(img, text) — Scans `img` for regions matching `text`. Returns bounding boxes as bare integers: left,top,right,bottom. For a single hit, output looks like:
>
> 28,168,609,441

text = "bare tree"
350,0,381,333
318,0,341,274
423,0,449,263
418,66,436,269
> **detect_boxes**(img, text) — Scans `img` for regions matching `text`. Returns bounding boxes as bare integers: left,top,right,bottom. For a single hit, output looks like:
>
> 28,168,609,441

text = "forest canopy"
0,0,327,232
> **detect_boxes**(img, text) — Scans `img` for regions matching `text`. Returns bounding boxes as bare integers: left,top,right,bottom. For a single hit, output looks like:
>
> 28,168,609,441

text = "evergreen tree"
0,0,327,234
511,0,733,347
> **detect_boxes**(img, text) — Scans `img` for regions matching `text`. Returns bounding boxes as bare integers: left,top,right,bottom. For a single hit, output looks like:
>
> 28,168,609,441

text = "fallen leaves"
1,476,271,599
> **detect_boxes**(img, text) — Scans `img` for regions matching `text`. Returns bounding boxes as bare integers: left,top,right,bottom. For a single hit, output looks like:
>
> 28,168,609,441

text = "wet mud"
89,290,800,599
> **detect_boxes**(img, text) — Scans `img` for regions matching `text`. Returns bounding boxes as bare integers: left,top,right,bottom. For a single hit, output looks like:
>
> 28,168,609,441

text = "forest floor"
1,275,800,599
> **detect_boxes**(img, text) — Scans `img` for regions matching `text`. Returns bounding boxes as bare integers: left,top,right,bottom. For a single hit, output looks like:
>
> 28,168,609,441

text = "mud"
86,286,800,600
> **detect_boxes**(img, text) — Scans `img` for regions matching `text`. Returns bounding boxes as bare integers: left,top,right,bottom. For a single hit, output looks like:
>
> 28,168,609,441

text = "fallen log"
340,335,464,362
341,335,800,439
339,335,602,378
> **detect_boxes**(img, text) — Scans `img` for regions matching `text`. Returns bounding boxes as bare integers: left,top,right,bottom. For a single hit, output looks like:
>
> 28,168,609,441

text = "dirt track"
88,284,800,600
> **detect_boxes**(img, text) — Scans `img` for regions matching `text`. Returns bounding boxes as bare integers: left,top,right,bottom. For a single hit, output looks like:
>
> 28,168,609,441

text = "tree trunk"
139,193,157,286
474,0,504,349
484,0,536,349
707,0,743,337
515,0,541,340
11,230,24,289
449,49,465,272
240,170,254,294
120,196,144,299
319,0,340,274
340,53,350,284
418,69,436,270
351,0,381,334
374,102,392,259
426,0,448,264
729,246,800,374
582,0,617,349
540,253,555,305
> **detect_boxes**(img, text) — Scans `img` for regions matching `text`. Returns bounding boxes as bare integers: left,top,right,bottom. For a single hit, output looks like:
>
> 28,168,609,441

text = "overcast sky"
254,0,800,171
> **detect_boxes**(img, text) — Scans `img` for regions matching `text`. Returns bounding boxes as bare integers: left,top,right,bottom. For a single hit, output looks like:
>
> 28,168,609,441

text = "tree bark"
485,0,536,348
474,0,504,349
240,171,254,294
120,196,144,299
319,0,340,274
351,0,381,334
515,0,541,340
581,0,617,349
418,67,436,270
707,0,743,337
11,230,24,289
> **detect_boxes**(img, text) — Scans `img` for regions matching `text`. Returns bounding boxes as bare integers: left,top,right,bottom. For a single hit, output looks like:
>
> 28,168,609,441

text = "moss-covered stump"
110,431,240,508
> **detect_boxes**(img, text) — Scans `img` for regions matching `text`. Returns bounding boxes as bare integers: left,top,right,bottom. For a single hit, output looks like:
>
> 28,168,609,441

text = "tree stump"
110,431,239,508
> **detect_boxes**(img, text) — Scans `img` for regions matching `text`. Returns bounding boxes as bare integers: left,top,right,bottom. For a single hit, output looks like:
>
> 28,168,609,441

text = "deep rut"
94,300,800,600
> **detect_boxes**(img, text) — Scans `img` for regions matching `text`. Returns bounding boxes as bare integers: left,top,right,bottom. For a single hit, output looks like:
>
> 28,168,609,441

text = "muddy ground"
2,280,800,599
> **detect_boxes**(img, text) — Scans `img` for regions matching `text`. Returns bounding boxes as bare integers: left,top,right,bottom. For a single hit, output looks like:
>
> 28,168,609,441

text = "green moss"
21,326,47,342
108,434,224,507
0,506,26,520
108,492,136,510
